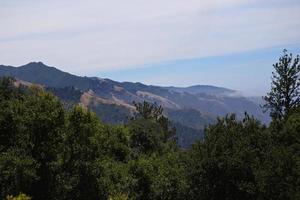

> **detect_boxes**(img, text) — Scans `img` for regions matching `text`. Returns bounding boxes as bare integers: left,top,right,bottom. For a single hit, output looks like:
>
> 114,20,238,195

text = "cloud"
0,0,299,74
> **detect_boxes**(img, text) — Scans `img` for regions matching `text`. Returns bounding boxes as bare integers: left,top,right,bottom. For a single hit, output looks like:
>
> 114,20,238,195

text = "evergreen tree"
132,101,176,143
263,49,300,120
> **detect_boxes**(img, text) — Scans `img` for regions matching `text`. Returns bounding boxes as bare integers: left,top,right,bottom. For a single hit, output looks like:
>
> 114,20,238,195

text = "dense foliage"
0,51,300,199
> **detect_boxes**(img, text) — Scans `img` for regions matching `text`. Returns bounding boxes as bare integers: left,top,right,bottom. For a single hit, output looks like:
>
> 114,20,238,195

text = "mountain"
0,62,95,89
0,62,270,147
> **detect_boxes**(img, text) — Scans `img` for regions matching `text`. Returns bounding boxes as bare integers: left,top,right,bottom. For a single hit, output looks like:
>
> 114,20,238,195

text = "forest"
0,51,299,200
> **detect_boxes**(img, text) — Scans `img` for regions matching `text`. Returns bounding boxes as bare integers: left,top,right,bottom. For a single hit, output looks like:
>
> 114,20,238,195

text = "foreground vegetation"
0,50,299,199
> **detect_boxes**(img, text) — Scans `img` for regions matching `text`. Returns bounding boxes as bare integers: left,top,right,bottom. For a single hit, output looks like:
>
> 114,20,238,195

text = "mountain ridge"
0,62,235,94
0,62,268,120
0,62,269,147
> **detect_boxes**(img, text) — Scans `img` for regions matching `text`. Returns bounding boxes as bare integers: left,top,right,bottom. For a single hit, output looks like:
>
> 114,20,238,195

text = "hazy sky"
1,0,300,95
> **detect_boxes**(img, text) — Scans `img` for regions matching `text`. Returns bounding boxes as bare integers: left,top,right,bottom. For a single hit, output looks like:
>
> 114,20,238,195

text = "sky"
0,0,300,96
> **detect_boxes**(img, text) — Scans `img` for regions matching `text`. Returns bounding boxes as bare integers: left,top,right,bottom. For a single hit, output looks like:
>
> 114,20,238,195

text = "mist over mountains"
0,62,269,147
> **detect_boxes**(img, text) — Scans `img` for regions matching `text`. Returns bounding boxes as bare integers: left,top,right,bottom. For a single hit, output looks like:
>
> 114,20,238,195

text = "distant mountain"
0,62,270,147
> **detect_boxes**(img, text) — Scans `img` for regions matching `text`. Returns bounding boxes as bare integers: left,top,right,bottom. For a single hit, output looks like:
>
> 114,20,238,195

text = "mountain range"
0,62,269,147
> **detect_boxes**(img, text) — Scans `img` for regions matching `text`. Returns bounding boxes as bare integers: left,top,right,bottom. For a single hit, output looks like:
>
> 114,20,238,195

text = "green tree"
95,158,132,199
0,80,65,199
0,77,17,100
0,77,23,151
187,114,270,200
94,125,131,162
92,125,132,198
129,152,187,200
58,105,104,200
262,105,300,199
22,90,65,200
263,49,300,121
128,119,165,154
132,101,176,147
0,149,38,199
133,101,164,120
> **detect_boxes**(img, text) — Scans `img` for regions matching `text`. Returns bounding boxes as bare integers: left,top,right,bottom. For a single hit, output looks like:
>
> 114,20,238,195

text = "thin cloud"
0,0,299,74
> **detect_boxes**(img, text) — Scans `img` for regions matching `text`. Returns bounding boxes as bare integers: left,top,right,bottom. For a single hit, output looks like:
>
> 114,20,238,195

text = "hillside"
0,62,269,147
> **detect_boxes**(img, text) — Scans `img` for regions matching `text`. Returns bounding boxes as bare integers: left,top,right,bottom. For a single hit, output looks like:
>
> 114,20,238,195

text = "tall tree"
132,101,175,142
133,101,164,121
263,49,300,120
59,105,103,200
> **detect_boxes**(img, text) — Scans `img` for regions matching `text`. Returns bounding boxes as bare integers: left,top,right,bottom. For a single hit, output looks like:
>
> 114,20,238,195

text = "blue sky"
0,0,300,96
99,45,300,96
